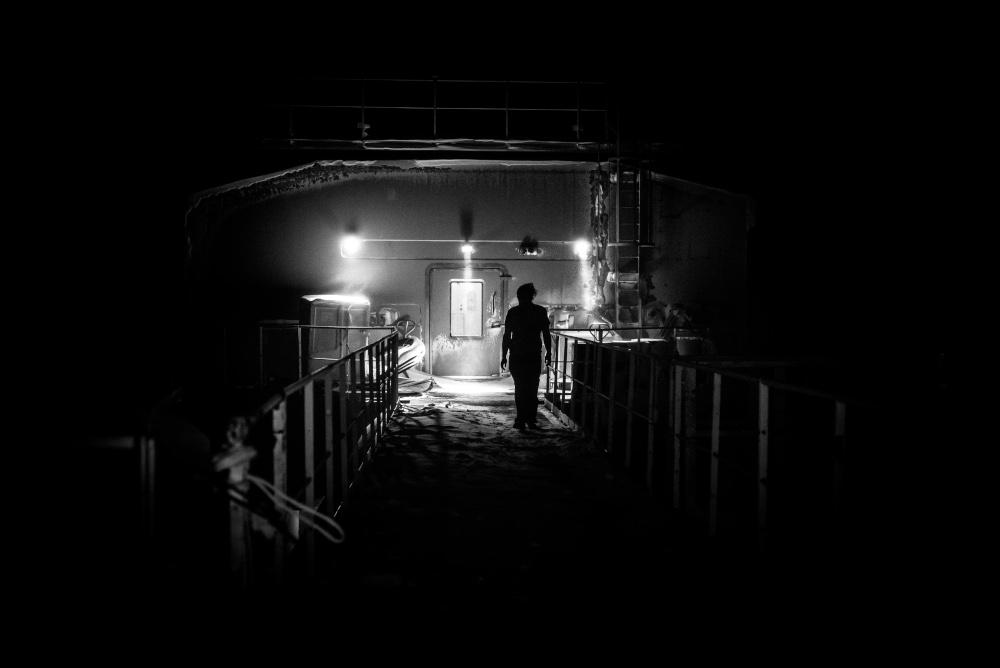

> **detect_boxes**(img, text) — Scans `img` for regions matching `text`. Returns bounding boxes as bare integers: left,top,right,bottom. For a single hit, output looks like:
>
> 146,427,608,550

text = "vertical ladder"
614,162,643,330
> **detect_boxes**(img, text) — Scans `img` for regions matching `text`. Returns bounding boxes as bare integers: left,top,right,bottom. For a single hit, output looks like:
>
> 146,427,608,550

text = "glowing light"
461,244,475,255
304,294,371,305
340,235,363,257
573,239,591,259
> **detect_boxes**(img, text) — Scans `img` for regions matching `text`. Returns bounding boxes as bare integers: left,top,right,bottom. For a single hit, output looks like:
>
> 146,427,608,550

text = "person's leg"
510,366,528,427
525,371,540,425
511,362,540,427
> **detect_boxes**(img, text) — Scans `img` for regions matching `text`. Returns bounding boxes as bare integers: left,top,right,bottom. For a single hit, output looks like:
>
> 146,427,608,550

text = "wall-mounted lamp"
573,239,592,259
516,235,543,256
461,244,475,255
341,235,363,257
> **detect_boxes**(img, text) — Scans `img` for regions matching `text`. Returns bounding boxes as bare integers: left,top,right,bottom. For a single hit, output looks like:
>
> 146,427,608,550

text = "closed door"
428,267,506,376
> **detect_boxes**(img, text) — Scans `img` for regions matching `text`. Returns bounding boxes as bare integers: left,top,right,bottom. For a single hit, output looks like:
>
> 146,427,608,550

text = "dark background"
44,23,944,436
31,18,961,638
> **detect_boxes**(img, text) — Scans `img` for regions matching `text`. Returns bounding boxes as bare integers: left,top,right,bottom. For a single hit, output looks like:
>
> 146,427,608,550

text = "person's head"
516,283,537,303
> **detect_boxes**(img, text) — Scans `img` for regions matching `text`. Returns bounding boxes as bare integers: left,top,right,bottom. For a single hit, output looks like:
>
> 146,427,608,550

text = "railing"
546,328,666,493
545,329,863,553
260,77,612,149
669,359,863,553
258,322,390,388
218,327,398,587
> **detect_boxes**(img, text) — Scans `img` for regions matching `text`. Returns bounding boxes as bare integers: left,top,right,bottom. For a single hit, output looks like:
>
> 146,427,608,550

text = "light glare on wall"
340,235,363,257
573,239,591,259
307,294,371,305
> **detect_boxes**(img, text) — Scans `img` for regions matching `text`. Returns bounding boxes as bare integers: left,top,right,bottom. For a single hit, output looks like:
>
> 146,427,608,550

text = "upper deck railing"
259,77,613,152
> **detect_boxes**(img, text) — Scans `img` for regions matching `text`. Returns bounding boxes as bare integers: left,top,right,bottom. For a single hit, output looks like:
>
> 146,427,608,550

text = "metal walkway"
326,376,680,613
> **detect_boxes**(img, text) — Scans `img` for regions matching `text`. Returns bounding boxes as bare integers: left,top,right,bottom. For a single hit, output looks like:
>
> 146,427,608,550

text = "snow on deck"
328,375,683,617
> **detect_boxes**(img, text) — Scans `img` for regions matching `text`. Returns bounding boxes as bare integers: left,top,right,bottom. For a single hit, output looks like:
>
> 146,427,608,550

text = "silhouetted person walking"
501,283,551,430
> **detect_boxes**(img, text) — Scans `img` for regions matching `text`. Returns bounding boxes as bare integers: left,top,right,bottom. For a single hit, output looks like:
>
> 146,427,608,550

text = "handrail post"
272,400,288,584
358,351,366,459
324,372,335,516
504,81,509,140
757,381,770,553
367,347,376,455
298,325,305,378
646,358,656,493
359,350,367,435
560,336,568,416
709,372,722,536
625,354,636,469
376,340,384,437
229,490,251,588
432,76,438,139
571,338,580,427
834,401,846,515
683,367,698,513
303,380,316,577
593,344,603,445
384,339,390,431
139,436,155,543
580,342,592,432
350,355,359,474
549,333,557,398
391,334,399,408
607,348,617,457
338,362,350,507
672,365,683,510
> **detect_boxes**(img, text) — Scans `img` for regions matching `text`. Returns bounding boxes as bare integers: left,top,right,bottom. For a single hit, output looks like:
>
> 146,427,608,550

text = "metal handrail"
258,323,396,390
284,76,609,85
224,327,399,587
670,359,858,551
673,358,868,407
550,327,666,361
274,104,609,113
259,325,398,329
544,330,858,553
266,78,611,145
545,329,664,491
257,328,397,416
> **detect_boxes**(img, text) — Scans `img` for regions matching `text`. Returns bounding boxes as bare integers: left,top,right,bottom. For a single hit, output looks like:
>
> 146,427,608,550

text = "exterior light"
461,244,475,255
573,239,591,259
305,294,371,306
517,235,542,256
340,235,362,257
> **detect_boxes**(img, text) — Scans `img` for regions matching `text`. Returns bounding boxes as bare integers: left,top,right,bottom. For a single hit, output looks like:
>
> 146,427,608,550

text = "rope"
246,474,346,545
